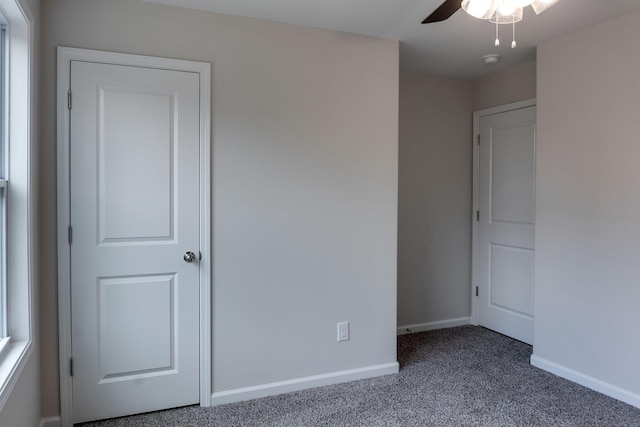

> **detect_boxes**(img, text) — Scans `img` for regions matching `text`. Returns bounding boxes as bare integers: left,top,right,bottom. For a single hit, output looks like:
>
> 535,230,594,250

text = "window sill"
0,337,9,359
0,338,33,411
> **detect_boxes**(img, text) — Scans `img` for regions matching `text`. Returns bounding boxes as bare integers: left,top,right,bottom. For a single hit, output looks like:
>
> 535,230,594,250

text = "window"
0,23,8,352
0,0,34,412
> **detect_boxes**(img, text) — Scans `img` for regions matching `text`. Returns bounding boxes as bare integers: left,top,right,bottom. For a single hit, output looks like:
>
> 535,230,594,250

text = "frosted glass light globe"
531,0,560,14
461,0,496,19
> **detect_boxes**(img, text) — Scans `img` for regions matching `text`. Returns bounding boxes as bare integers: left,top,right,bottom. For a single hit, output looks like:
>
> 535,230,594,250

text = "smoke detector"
482,54,501,64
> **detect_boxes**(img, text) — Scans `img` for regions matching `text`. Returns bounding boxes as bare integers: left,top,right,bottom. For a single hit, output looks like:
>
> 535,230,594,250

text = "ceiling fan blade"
422,0,462,24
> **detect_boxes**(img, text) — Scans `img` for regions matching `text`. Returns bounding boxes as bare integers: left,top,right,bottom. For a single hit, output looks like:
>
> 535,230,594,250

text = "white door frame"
471,98,536,326
56,46,211,426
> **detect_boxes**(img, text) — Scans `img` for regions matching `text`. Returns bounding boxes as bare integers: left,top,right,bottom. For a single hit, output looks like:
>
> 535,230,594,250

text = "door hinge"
199,251,202,261
70,358,74,377
68,90,72,110
476,211,480,222
475,286,479,297
476,135,480,145
68,226,73,244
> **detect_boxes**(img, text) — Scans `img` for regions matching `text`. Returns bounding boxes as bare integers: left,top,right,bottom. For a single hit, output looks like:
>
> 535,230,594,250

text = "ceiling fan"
422,0,560,24
422,0,462,24
422,0,561,48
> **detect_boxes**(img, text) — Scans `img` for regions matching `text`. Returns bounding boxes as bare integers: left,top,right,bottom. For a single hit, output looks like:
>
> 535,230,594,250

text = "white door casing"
471,100,536,345
57,47,211,426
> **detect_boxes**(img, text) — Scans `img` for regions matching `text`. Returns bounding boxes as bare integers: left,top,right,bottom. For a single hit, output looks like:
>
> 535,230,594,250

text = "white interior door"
477,105,536,345
69,60,201,423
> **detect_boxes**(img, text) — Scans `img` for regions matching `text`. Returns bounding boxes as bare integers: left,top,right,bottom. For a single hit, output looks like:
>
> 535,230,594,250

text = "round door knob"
184,251,197,263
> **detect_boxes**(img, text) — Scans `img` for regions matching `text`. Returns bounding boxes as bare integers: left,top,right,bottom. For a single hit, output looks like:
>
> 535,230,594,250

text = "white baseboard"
530,354,640,409
211,362,399,406
397,317,471,335
39,416,61,427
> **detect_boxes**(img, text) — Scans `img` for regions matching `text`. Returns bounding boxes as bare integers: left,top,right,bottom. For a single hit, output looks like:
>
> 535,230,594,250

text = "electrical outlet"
337,321,349,342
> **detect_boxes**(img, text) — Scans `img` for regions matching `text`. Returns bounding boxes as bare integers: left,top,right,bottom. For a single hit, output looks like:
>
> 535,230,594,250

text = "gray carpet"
80,326,640,426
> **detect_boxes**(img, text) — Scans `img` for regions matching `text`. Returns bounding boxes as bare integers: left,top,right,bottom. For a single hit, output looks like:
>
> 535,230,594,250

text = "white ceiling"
140,0,640,79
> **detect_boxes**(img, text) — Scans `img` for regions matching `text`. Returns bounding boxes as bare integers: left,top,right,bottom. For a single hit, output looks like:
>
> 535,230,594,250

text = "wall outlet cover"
337,321,349,342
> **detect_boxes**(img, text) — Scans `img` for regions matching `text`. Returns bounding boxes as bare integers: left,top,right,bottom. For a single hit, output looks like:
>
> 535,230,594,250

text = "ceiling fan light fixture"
509,0,534,7
423,0,562,50
461,0,496,20
497,0,518,16
490,6,523,24
531,0,560,14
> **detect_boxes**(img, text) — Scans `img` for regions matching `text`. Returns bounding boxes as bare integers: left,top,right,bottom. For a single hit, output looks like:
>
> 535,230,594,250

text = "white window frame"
0,0,34,412
0,20,7,352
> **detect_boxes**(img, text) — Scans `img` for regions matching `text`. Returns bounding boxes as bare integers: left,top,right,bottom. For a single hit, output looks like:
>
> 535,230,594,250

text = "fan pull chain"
495,17,500,47
511,20,517,49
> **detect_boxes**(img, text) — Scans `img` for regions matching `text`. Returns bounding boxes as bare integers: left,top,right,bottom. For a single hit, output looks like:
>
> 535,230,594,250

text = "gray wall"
0,0,40,425
397,65,536,330
397,72,473,329
534,11,640,400
0,357,40,426
39,0,399,417
472,61,536,111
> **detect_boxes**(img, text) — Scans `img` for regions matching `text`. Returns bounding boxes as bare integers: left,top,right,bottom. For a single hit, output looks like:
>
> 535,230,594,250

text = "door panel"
98,274,176,379
70,60,200,423
478,105,536,344
99,88,175,243
490,126,535,224
489,244,534,317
